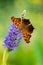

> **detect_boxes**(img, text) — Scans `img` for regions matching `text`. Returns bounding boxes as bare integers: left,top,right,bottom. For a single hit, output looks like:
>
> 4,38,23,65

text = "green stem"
2,49,10,65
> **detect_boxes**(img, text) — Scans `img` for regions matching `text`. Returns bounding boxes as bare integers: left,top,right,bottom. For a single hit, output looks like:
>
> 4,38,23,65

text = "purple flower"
3,24,22,50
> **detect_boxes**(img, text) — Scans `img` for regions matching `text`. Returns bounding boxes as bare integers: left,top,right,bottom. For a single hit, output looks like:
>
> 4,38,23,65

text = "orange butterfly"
11,16,34,43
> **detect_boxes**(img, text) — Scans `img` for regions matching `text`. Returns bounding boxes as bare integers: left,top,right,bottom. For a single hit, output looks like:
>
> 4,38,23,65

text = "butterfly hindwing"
22,29,31,43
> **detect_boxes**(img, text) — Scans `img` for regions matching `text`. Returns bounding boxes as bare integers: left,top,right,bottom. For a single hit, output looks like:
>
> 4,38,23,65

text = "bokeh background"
0,0,43,65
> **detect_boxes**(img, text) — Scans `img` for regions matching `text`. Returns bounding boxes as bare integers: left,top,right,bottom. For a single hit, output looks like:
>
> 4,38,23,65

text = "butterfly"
11,16,34,43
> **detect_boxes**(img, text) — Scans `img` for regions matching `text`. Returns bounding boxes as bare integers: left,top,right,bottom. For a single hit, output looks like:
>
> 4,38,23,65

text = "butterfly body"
11,16,34,43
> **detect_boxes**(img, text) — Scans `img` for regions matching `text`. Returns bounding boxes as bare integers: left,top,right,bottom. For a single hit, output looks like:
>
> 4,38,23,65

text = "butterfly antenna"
20,10,26,22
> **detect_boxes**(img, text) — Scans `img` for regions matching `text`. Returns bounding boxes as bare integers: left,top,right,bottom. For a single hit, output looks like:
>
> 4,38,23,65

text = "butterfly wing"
11,16,23,29
11,16,34,43
22,29,31,43
22,19,34,43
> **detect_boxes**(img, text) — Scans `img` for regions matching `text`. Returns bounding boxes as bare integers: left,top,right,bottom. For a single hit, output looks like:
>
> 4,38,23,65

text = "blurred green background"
0,0,43,65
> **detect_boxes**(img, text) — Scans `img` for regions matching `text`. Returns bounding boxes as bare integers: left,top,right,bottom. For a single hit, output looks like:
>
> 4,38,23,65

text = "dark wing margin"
28,24,34,34
22,19,30,25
